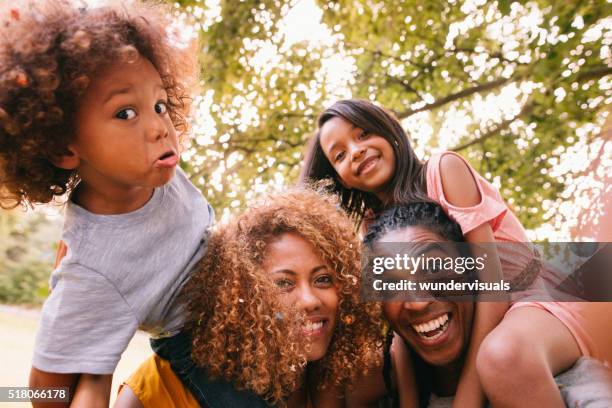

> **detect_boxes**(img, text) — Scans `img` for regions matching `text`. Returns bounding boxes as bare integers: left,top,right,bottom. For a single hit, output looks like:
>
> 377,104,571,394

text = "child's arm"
114,384,143,408
439,154,509,407
391,334,419,408
29,246,77,408
29,367,78,408
341,337,418,408
453,226,507,408
70,374,112,408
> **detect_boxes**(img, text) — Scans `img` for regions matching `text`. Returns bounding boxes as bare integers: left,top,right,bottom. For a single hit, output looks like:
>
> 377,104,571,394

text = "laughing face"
384,299,474,367
264,232,339,361
319,116,396,198
380,226,475,367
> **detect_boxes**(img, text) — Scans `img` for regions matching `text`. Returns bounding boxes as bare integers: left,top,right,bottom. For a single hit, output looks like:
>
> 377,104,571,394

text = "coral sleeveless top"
425,151,612,366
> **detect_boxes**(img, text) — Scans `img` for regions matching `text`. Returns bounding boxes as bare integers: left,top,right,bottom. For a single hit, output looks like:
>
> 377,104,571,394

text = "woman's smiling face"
264,232,339,362
380,226,475,367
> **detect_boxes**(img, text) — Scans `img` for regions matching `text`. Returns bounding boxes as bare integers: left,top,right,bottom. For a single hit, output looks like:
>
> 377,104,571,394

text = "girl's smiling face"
319,116,396,199
264,232,339,362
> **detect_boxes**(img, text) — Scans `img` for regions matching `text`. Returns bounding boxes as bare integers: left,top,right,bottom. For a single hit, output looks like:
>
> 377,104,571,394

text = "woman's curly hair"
182,188,385,404
0,0,196,208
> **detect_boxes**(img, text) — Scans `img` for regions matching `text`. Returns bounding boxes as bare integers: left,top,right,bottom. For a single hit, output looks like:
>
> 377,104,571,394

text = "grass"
0,305,153,407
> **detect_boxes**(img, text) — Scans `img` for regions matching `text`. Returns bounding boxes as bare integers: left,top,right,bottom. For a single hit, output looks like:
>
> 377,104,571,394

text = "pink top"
426,151,525,240
426,151,542,291
425,151,612,366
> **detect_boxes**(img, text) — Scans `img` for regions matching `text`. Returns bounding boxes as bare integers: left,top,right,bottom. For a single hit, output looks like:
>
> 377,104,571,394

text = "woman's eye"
116,108,136,120
155,101,168,114
423,265,441,274
314,274,333,287
334,151,345,162
358,130,370,139
274,279,294,291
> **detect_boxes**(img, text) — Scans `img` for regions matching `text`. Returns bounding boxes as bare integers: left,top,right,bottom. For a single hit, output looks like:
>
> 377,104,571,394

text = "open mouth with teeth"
357,156,378,176
411,312,451,341
302,320,326,336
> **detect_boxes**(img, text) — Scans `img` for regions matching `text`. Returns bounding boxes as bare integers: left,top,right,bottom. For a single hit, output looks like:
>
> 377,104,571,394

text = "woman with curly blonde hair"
115,189,385,407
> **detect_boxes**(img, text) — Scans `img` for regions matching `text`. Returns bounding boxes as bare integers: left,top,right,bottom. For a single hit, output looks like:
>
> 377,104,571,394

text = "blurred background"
0,0,610,403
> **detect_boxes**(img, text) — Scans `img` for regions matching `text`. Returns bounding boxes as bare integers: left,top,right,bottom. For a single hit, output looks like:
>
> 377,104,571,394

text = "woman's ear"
51,145,80,170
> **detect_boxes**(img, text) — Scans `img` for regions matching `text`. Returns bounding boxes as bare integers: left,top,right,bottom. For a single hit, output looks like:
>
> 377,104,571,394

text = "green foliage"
177,0,610,228
0,261,50,304
2,0,608,303
0,210,58,305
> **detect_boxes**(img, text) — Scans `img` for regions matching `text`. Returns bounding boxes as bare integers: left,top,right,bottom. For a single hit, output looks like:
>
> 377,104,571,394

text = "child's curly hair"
182,188,384,404
0,0,196,208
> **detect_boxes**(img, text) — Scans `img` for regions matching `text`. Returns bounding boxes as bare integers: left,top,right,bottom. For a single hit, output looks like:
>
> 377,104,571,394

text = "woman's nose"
296,286,322,312
402,301,434,311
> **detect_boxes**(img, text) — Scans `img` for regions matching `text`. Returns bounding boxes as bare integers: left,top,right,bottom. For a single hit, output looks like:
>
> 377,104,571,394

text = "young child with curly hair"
114,189,386,407
0,1,262,406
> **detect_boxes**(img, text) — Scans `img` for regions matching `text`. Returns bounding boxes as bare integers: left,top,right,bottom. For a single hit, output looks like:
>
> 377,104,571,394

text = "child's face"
70,57,179,195
264,232,339,362
319,117,395,197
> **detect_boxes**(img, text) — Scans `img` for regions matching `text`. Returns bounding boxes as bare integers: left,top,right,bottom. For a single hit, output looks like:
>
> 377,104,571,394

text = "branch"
451,46,529,66
576,66,612,82
348,42,428,69
386,74,425,101
451,99,535,152
397,76,516,119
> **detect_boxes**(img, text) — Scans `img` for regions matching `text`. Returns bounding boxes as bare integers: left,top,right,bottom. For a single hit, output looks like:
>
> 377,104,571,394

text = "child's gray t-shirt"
32,168,214,374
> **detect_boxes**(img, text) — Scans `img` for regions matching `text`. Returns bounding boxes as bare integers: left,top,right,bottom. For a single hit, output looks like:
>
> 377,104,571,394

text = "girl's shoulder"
426,151,473,179
425,150,489,203
425,151,509,235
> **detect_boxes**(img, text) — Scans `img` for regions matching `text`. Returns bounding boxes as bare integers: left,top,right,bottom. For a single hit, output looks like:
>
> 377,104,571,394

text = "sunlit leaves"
175,0,609,234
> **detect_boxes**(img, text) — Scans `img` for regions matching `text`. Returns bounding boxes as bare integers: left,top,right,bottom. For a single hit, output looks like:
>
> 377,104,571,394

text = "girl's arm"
70,374,112,408
391,334,419,408
113,385,143,408
29,367,78,408
439,154,509,408
29,370,111,408
34,245,113,408
30,247,77,408
341,363,385,408
341,338,418,408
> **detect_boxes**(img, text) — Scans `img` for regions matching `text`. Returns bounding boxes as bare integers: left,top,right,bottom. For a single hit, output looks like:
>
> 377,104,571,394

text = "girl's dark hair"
300,99,429,221
363,202,464,248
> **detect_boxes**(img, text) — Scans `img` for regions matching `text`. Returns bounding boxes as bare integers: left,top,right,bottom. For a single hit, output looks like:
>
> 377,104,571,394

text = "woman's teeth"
412,313,450,339
303,321,324,333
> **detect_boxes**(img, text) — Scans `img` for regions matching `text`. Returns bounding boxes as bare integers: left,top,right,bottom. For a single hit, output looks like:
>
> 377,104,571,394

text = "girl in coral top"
302,99,612,407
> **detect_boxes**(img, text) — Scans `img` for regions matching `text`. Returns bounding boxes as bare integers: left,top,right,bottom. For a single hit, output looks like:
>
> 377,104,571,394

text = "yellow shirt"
124,355,316,408
123,355,200,408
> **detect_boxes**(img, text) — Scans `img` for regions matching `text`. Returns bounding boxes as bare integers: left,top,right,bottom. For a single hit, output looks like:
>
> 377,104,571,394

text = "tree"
176,0,610,231
0,209,59,303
